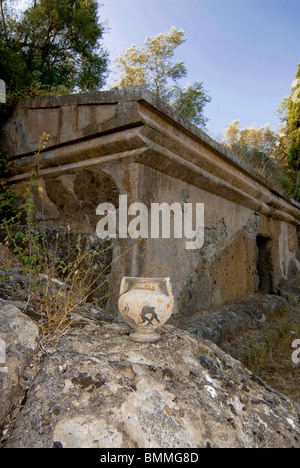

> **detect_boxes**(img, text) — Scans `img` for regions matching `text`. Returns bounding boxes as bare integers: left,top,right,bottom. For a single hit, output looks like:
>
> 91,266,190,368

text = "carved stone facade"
1,88,299,317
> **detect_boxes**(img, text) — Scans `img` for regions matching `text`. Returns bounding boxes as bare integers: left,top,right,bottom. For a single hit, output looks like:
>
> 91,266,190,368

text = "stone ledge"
2,88,299,226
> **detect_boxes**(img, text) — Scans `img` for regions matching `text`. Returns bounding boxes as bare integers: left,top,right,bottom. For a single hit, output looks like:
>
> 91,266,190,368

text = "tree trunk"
0,0,9,45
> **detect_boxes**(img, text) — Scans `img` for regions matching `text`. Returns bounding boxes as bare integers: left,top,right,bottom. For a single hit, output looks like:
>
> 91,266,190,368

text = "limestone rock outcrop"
1,303,299,448
0,301,39,427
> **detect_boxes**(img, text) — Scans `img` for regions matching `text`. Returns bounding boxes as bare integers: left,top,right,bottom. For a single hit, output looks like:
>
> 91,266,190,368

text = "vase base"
129,330,161,343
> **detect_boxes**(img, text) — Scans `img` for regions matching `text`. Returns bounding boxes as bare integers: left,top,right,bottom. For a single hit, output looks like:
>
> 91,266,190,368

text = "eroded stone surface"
2,317,300,448
1,89,300,316
0,301,39,426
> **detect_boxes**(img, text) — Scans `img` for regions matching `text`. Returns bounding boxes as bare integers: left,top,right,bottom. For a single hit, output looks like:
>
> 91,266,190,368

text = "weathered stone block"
1,89,299,315
0,302,39,427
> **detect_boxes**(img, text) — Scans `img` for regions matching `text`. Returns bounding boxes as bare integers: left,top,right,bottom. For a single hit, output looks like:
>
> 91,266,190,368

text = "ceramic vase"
118,277,174,343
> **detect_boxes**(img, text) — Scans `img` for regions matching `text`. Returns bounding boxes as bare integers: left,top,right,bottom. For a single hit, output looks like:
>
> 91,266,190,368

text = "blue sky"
100,0,300,139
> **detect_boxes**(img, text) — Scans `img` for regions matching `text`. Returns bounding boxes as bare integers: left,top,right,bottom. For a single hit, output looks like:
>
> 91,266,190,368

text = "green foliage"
1,133,50,273
0,132,144,341
288,140,300,171
222,120,286,188
18,0,108,90
0,0,108,114
0,133,112,339
171,82,211,128
0,38,32,93
276,64,300,201
239,304,300,375
115,27,186,99
286,66,300,170
280,168,300,202
243,337,268,371
114,27,211,129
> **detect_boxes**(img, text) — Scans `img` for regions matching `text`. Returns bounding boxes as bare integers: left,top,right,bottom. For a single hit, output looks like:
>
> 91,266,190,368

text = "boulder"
0,301,39,432
171,294,289,346
3,315,300,448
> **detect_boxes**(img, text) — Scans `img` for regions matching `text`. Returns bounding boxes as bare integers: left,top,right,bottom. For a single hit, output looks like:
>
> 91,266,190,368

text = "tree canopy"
276,64,300,200
222,119,287,191
286,64,300,171
0,0,108,109
222,72,300,203
114,27,211,129
1,2,299,201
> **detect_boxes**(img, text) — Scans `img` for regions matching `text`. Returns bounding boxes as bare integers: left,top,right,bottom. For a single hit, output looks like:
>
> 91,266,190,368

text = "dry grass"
0,132,145,344
238,304,300,402
32,245,112,341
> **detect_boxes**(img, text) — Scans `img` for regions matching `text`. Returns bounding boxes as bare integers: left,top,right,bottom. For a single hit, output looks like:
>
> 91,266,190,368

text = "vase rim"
123,277,170,281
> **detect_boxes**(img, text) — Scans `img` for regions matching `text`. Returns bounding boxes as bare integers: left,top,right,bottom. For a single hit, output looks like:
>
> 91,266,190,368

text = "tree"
0,0,108,111
286,64,300,171
171,82,211,128
223,120,278,159
114,27,211,128
0,0,34,113
115,27,186,100
222,120,286,188
0,0,8,45
277,64,300,200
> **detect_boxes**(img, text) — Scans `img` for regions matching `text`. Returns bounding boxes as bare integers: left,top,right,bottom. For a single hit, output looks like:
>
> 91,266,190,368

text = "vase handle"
164,278,173,298
119,277,130,297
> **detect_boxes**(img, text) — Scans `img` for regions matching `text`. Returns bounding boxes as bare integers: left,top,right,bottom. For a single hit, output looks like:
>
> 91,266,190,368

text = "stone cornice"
2,88,299,225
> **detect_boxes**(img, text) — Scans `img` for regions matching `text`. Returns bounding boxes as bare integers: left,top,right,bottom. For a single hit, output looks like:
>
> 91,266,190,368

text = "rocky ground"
0,245,300,448
224,301,300,404
172,283,300,404
1,306,300,448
